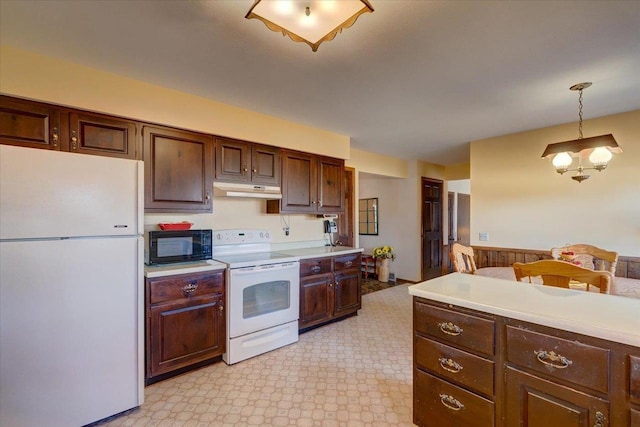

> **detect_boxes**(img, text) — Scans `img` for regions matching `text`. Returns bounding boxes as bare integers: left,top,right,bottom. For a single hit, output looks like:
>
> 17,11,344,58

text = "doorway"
421,178,443,280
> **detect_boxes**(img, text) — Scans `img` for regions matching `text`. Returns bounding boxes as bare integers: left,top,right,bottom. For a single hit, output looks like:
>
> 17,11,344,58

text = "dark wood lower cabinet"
413,297,639,427
506,367,609,427
415,369,494,427
146,270,225,382
299,253,361,331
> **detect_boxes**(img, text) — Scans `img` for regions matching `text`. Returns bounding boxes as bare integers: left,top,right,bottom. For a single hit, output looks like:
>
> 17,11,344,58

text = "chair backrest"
550,244,618,276
450,243,477,274
513,260,612,294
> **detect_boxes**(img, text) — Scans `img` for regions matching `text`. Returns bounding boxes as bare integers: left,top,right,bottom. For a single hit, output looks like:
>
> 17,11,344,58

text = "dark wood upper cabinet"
1,95,140,160
317,155,344,213
251,143,280,185
0,96,64,150
143,125,214,213
215,137,280,186
70,112,139,159
268,150,344,214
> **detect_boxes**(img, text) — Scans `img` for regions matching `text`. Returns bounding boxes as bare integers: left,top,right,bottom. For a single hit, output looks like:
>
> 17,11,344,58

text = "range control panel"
213,229,271,245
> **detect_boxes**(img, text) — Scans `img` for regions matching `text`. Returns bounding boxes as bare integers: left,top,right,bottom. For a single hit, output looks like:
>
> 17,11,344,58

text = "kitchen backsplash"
144,197,328,244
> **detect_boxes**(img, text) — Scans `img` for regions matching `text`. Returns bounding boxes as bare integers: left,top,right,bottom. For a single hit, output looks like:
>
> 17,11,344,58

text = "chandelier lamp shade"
541,82,622,183
245,0,374,52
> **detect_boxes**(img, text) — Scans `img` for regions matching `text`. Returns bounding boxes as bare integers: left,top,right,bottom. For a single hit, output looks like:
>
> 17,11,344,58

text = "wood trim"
470,245,640,279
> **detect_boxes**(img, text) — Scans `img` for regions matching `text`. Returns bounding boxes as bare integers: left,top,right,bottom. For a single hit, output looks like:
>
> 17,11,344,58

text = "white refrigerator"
0,145,144,426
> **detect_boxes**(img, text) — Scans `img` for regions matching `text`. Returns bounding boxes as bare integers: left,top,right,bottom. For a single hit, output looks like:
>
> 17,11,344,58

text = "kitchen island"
409,272,640,427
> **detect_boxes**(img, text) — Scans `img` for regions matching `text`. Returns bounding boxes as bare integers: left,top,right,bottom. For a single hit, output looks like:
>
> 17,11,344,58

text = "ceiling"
1,0,639,165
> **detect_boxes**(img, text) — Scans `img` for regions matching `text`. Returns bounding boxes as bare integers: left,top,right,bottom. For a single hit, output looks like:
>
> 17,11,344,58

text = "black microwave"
146,229,212,265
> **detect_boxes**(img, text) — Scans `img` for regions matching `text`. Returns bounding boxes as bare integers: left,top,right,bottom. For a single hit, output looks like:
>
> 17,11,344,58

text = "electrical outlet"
283,227,290,236
479,232,489,241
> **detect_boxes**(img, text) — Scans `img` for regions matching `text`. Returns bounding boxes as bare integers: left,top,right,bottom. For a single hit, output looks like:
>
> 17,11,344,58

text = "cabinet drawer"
631,355,640,405
506,326,610,394
414,369,494,427
414,301,495,356
149,271,224,304
415,335,494,398
300,258,332,276
334,253,360,271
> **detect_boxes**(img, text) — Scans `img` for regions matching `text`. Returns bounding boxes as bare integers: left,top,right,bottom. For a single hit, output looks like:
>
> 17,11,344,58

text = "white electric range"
212,229,300,364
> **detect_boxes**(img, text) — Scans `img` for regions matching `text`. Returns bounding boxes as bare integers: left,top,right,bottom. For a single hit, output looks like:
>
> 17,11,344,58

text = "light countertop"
277,246,363,260
144,260,227,278
409,272,640,347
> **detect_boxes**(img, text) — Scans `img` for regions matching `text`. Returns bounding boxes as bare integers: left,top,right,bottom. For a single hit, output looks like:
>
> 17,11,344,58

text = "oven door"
228,261,300,338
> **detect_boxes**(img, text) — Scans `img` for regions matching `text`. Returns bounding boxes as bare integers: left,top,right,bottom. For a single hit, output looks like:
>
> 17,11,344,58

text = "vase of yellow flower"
372,246,396,282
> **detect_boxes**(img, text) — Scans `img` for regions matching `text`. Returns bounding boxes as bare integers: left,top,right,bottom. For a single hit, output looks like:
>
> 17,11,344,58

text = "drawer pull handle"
594,411,604,427
438,357,463,374
438,322,463,336
534,350,572,369
181,282,198,296
310,266,321,273
439,394,464,411
344,261,352,267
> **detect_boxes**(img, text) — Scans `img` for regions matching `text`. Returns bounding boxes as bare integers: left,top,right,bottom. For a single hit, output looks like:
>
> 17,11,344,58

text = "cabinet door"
215,137,251,183
251,143,280,185
317,156,344,213
70,111,139,159
0,96,64,150
147,293,225,378
280,150,317,213
299,273,333,329
333,268,361,317
506,367,609,427
143,125,214,212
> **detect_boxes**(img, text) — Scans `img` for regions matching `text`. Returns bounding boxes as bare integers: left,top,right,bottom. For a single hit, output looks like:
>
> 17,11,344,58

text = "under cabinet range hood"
213,182,282,199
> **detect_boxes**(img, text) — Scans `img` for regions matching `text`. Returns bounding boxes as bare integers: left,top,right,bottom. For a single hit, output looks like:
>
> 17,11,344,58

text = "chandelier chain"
577,89,583,139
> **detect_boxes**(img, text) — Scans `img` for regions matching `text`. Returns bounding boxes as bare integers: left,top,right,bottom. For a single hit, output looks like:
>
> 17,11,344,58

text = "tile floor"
100,283,414,426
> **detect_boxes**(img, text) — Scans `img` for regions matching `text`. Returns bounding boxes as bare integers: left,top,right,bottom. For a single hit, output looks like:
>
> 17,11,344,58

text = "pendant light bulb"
589,146,612,170
552,152,572,173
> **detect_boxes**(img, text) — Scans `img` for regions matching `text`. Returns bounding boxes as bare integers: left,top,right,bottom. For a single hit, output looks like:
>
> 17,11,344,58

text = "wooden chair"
450,243,477,274
550,244,618,276
513,260,612,294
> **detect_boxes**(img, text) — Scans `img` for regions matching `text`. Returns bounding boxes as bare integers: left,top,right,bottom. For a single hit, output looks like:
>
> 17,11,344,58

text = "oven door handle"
231,262,299,274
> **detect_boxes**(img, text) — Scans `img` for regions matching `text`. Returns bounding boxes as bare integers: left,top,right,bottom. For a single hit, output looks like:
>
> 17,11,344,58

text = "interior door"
421,178,443,280
457,193,471,246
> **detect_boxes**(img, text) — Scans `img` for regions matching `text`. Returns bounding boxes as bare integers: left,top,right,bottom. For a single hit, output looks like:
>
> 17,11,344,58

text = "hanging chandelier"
245,0,374,52
541,82,622,183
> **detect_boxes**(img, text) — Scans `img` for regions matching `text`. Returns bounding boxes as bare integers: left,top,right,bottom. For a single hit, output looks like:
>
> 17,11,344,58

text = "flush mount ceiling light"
541,82,622,183
245,0,374,52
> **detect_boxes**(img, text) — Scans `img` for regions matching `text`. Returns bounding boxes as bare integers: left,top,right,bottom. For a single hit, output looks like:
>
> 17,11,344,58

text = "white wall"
471,110,640,256
359,161,423,282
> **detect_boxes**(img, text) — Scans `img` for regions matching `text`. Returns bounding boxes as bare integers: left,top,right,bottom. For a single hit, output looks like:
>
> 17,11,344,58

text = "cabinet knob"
243,167,248,174
52,127,59,147
534,350,572,369
205,192,211,201
438,357,463,374
252,167,257,173
71,131,78,150
181,281,198,296
311,200,316,205
438,321,463,336
218,303,224,315
439,394,464,411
